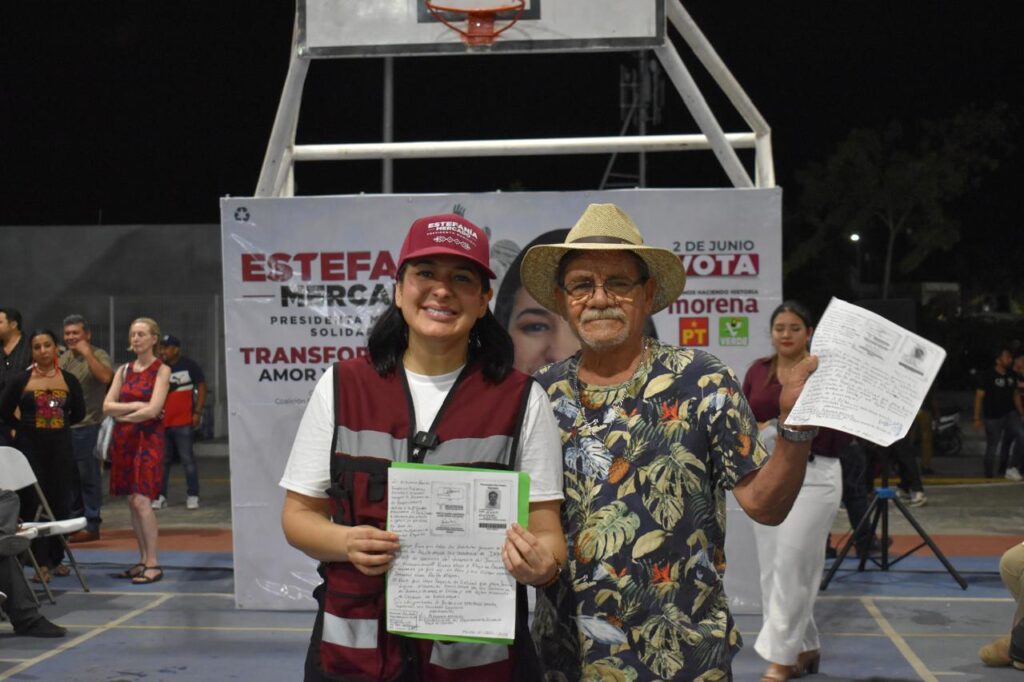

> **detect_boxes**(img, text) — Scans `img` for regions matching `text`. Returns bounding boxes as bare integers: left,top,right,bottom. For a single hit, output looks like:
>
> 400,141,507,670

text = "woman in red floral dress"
103,317,171,584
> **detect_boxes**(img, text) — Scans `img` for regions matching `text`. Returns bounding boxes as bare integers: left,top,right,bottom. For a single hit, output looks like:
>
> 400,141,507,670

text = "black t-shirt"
977,369,1020,418
0,335,31,396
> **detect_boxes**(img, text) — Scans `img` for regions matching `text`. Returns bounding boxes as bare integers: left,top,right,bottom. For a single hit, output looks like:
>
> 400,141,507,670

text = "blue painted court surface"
733,555,1019,681
0,550,308,682
1,551,1019,681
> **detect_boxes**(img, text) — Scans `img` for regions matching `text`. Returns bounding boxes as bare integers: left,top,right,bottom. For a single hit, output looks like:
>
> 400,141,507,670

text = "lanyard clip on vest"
410,431,439,463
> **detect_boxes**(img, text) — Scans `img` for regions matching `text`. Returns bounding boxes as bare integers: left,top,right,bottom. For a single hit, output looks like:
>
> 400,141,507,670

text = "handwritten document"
386,463,527,643
785,297,946,447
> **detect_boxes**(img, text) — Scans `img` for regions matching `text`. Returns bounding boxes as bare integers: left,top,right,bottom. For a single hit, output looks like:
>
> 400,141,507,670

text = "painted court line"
819,595,1014,603
861,596,938,682
66,624,309,633
740,630,1009,640
0,593,173,681
65,590,234,598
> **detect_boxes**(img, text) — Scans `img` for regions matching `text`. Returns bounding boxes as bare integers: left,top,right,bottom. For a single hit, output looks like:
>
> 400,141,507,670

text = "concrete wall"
0,224,227,435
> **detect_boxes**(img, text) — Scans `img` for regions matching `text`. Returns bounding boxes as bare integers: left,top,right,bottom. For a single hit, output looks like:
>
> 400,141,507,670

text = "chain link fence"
47,294,226,438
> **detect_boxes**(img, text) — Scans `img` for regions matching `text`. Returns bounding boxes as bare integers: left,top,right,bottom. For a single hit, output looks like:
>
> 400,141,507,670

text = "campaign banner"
221,188,782,609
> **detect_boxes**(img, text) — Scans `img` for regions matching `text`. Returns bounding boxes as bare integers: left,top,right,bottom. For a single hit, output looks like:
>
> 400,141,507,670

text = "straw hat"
520,203,686,314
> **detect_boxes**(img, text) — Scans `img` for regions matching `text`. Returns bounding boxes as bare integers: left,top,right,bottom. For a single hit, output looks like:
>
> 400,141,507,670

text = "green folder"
386,462,530,645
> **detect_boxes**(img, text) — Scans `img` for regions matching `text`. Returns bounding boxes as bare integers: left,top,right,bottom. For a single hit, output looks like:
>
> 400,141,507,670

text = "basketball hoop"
425,0,526,47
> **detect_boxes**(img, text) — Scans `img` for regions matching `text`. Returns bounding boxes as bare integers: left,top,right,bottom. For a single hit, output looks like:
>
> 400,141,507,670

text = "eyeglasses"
560,277,646,301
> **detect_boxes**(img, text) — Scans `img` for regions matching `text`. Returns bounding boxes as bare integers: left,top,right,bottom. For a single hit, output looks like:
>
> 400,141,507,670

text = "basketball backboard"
298,0,665,57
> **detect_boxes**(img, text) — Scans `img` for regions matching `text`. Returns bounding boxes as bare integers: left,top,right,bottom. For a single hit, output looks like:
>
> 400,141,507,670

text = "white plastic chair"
0,446,90,603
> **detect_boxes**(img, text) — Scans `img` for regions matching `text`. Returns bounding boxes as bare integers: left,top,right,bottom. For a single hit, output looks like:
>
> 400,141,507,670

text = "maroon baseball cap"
397,214,496,279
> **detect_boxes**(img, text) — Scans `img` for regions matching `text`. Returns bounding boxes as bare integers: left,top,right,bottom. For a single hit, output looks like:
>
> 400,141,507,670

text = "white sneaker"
151,495,167,510
186,496,200,510
1006,468,1023,482
908,491,928,507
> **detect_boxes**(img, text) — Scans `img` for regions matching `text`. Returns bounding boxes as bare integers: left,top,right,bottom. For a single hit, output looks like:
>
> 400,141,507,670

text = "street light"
849,233,862,291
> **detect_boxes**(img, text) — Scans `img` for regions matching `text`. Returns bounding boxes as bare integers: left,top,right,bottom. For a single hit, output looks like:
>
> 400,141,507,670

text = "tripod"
821,442,967,590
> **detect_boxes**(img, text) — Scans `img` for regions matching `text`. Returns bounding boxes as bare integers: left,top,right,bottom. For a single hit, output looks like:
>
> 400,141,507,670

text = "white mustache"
581,308,627,323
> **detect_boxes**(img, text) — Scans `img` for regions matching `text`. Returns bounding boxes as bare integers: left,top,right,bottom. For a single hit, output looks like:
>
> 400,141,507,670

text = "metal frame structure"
256,0,773,198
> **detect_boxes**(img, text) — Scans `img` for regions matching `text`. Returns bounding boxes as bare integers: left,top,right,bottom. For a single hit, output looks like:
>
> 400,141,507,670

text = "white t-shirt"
279,366,564,503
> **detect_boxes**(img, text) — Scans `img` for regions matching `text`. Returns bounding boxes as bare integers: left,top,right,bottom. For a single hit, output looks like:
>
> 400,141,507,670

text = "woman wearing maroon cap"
280,214,566,681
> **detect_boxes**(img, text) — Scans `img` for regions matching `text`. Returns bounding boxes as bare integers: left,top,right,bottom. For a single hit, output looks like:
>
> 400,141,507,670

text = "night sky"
1,2,1021,230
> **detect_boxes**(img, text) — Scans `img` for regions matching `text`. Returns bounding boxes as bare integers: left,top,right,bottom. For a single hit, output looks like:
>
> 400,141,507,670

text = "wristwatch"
778,425,819,442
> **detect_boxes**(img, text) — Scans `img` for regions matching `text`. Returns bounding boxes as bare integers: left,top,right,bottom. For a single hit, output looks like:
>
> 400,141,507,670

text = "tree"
790,104,1015,299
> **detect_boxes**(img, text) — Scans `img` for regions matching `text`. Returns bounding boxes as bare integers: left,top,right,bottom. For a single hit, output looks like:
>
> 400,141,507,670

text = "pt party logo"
679,317,709,347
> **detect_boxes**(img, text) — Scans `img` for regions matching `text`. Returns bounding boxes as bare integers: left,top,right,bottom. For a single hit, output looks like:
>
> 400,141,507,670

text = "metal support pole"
213,293,223,438
256,18,310,198
382,57,394,193
598,102,638,189
653,44,753,188
638,52,649,188
666,0,774,187
108,296,115,360
293,132,756,162
754,133,775,189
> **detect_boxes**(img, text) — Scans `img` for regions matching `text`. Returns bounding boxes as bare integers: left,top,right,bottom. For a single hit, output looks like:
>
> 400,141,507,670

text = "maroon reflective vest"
305,358,539,681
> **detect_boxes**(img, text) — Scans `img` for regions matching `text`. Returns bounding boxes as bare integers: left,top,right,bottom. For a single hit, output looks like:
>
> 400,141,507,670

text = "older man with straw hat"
524,203,818,681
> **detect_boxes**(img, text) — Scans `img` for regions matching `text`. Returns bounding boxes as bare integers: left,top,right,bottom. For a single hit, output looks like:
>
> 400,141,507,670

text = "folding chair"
0,446,90,603
0,525,40,609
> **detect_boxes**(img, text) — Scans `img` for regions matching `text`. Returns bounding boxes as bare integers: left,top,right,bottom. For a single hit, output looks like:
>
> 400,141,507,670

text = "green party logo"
719,316,749,346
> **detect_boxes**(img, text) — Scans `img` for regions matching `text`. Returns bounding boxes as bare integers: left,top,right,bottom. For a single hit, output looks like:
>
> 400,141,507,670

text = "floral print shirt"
532,339,767,681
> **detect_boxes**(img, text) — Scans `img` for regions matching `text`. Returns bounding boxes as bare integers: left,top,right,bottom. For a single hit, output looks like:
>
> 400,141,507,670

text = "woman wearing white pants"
742,301,848,681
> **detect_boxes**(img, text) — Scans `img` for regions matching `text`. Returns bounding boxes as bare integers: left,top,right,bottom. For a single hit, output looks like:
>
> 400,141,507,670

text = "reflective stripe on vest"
429,641,509,670
335,426,514,466
321,612,377,649
334,426,404,462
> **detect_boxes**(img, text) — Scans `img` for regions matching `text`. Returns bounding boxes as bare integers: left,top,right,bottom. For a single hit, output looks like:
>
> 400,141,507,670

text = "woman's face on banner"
508,286,580,375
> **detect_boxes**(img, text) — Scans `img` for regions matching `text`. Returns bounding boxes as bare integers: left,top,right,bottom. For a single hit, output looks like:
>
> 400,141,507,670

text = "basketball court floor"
2,455,1022,681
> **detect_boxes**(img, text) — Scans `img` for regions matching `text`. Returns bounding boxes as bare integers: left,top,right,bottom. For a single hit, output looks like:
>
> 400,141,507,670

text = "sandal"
131,566,164,584
113,562,146,579
52,564,71,577
31,565,50,583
